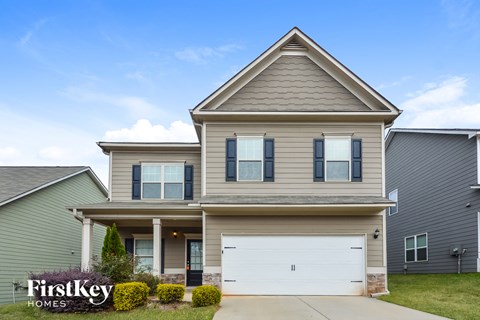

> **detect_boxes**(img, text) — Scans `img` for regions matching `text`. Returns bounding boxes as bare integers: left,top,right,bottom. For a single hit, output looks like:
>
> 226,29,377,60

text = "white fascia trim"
99,142,201,148
367,267,387,274
0,167,106,208
84,215,202,220
204,266,221,273
200,203,395,208
202,122,207,196
164,268,185,275
108,152,113,201
196,111,394,116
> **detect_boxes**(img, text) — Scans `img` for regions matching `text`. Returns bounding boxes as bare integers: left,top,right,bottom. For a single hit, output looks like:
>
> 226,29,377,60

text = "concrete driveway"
213,296,450,320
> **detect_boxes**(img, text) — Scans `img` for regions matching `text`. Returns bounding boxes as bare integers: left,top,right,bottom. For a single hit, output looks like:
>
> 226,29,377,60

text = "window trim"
133,234,153,273
141,163,185,200
388,189,399,216
236,136,264,182
404,233,428,263
324,136,351,182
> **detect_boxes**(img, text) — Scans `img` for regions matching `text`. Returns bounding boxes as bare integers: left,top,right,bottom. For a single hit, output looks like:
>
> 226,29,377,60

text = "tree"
101,223,126,259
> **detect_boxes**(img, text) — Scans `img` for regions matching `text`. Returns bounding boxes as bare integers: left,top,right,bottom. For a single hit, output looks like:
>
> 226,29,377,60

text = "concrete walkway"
213,296,450,320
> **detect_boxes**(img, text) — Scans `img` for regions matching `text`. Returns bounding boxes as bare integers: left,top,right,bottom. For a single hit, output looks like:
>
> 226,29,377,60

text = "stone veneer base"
161,273,185,285
367,273,386,296
202,273,221,288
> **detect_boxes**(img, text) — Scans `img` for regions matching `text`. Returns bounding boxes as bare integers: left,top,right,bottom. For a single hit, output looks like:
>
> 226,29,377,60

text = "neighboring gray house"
385,129,480,274
0,166,107,304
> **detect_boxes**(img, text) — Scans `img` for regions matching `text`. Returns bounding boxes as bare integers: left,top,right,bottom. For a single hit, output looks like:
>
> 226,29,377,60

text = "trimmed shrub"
156,284,185,303
132,272,162,295
192,285,221,307
102,223,126,259
92,254,135,283
113,282,149,311
29,268,114,313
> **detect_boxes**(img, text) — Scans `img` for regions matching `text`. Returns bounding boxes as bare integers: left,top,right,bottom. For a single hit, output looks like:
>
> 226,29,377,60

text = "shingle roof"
0,166,89,205
199,195,394,205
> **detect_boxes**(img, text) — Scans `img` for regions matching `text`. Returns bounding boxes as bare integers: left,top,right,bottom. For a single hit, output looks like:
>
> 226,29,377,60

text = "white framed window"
405,233,428,262
388,189,398,215
237,137,263,181
141,163,184,199
325,137,351,181
134,237,153,272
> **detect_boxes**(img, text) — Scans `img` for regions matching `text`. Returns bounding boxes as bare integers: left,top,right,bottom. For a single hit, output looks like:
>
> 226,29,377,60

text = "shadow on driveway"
213,296,450,320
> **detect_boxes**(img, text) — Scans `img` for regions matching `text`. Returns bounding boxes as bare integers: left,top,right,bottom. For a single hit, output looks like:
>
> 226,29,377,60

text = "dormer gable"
191,27,400,125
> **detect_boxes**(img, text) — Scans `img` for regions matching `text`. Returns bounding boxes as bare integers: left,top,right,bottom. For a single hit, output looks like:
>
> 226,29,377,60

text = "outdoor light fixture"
173,230,178,238
373,228,380,239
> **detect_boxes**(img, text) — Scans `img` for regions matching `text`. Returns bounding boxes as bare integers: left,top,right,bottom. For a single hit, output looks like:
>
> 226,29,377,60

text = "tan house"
70,27,400,296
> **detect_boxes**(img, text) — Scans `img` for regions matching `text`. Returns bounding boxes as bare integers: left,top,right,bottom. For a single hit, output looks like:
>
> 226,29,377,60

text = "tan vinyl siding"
111,151,201,201
206,123,382,195
0,173,106,304
118,226,201,269
205,215,384,267
217,55,371,112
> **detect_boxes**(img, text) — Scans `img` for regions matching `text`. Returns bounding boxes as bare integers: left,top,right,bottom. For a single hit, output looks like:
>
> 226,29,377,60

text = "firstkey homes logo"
27,279,113,307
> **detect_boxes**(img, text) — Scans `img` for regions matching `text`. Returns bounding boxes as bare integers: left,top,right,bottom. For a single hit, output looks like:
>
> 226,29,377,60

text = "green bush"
92,254,136,283
132,272,162,295
192,285,221,307
156,284,185,303
113,282,149,311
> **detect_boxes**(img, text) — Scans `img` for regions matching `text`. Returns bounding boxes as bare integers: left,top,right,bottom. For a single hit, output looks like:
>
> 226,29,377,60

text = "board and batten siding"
386,133,479,274
217,55,371,112
205,123,383,196
111,151,201,201
0,172,106,304
205,215,384,268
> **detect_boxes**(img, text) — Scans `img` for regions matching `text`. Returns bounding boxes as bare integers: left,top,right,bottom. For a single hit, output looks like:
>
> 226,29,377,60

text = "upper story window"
314,137,362,183
388,189,398,215
142,163,184,200
225,136,274,182
237,137,263,181
325,137,351,181
405,233,428,262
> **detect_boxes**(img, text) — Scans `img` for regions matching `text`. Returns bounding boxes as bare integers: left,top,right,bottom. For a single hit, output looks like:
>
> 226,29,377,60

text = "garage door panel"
222,235,365,295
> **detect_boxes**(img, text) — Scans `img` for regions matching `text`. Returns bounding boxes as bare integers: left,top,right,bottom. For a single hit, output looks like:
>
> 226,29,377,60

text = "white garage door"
222,235,365,295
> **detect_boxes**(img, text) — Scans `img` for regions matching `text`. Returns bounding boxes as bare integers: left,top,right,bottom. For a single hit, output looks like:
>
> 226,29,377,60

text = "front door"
186,240,203,286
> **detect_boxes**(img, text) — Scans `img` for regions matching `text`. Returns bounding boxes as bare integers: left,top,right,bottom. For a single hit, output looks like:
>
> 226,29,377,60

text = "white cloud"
103,119,198,142
175,43,244,64
0,147,17,158
376,76,413,90
18,18,48,46
397,76,480,128
61,86,162,119
402,77,467,112
0,104,109,185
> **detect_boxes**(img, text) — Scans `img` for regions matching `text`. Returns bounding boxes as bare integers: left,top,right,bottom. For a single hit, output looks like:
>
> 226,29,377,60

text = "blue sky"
1,0,479,185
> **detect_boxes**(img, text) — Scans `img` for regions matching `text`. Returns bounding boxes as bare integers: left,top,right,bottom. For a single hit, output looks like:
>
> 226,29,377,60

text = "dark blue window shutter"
313,139,325,182
264,138,275,182
124,238,134,254
225,138,237,181
351,139,362,182
132,165,141,200
184,164,194,200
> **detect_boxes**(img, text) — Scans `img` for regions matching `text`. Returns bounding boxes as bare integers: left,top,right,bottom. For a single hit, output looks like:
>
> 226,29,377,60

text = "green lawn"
379,273,480,320
0,302,217,320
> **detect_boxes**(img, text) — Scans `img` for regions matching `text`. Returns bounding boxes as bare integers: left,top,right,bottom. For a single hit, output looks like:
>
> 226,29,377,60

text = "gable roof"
385,128,480,149
191,27,400,124
0,166,108,207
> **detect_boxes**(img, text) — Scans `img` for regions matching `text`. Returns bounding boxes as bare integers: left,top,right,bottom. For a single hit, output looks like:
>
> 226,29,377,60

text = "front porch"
71,202,204,286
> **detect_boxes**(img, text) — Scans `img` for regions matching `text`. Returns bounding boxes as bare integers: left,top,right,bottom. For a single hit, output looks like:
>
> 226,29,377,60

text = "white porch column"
81,218,93,271
153,219,162,277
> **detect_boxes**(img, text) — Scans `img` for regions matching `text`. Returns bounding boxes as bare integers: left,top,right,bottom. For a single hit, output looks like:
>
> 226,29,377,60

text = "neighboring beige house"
0,167,107,304
70,28,400,296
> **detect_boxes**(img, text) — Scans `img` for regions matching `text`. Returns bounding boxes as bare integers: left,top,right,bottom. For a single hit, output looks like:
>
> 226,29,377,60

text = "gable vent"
281,38,307,51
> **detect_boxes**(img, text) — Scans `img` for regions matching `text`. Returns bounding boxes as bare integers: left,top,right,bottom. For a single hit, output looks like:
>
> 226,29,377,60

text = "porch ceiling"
94,219,202,228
